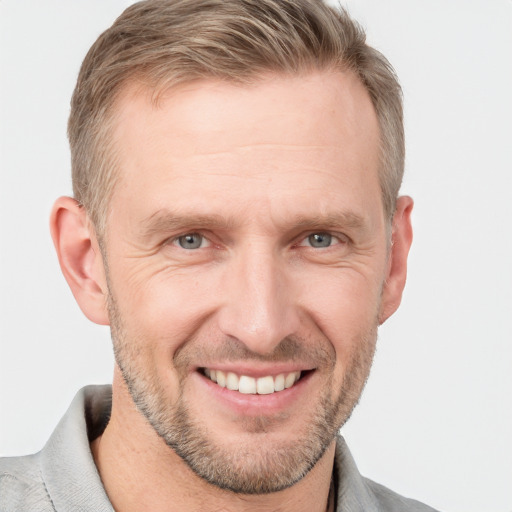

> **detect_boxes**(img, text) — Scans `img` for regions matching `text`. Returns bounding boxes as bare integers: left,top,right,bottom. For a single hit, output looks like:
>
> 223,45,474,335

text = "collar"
40,385,114,511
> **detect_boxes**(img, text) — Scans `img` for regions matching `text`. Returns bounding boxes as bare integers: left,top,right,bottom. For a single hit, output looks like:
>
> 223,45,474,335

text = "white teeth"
226,372,239,391
256,375,274,395
239,376,257,394
216,370,226,388
204,369,302,394
274,374,285,392
285,372,299,389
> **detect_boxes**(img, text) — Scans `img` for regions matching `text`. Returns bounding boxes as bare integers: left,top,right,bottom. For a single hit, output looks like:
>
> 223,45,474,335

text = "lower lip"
195,371,314,416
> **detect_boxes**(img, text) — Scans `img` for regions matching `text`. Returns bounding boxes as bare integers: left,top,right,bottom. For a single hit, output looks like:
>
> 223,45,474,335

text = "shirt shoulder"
363,477,440,512
333,436,440,512
0,453,55,511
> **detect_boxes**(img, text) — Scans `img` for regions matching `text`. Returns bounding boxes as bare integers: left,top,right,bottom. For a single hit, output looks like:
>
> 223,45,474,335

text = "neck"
91,374,336,512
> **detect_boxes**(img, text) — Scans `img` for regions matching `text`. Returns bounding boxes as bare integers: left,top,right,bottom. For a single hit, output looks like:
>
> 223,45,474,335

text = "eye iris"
178,233,203,249
309,233,332,248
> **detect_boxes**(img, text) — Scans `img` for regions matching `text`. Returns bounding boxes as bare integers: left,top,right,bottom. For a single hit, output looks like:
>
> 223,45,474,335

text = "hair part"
69,0,404,236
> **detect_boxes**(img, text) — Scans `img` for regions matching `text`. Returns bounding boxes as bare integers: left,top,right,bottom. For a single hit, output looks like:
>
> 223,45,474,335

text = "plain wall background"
0,1,511,511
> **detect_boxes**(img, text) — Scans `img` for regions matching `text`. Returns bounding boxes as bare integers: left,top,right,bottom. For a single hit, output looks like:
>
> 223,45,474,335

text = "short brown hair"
69,0,404,235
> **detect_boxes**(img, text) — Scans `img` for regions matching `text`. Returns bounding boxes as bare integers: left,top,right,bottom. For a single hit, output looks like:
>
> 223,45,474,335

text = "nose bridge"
218,241,299,355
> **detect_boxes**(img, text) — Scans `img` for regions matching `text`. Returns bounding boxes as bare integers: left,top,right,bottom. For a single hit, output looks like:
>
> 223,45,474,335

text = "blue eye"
176,233,205,249
307,233,333,248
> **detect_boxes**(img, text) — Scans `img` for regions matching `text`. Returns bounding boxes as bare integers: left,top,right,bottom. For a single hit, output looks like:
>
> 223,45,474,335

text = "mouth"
200,368,310,395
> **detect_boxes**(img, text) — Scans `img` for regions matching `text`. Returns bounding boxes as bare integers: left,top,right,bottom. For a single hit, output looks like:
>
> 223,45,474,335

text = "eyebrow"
139,210,238,238
286,212,368,232
139,208,369,239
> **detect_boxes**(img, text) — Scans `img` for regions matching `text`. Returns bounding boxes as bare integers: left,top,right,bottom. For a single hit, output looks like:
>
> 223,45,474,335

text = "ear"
379,195,414,324
50,196,110,325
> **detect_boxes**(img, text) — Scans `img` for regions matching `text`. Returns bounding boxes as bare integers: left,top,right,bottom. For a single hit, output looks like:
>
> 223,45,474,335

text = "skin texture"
51,70,413,512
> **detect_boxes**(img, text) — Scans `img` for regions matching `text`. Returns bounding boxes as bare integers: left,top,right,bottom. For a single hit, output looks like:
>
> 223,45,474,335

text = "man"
0,1,438,510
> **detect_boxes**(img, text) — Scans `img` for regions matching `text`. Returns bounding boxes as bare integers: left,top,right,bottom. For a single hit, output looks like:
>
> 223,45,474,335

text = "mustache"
173,334,335,370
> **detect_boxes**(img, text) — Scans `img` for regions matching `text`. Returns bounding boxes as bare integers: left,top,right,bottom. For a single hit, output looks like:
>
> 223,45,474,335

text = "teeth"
274,374,285,392
284,372,297,389
256,375,274,395
216,370,226,388
203,369,301,394
239,376,256,394
226,372,238,391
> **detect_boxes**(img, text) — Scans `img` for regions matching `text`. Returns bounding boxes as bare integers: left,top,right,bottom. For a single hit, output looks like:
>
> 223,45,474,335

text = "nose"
217,243,300,355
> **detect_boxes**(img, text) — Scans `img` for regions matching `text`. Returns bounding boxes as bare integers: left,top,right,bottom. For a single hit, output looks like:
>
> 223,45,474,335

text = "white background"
0,1,511,511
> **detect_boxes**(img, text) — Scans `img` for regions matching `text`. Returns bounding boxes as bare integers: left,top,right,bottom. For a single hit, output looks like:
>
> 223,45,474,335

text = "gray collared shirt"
0,385,439,511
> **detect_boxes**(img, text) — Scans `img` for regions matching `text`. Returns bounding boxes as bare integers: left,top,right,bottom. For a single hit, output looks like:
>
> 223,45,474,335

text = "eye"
300,232,339,248
174,233,208,250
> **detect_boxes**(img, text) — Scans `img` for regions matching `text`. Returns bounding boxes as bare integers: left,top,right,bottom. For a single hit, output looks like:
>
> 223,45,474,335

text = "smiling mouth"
201,368,308,395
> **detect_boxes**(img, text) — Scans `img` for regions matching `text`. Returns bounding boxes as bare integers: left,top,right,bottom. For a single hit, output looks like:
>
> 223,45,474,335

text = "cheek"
111,263,222,348
299,268,383,356
303,276,380,397
108,270,215,397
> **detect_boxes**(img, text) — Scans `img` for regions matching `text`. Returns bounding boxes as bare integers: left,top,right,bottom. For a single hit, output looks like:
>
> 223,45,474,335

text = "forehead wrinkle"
168,143,341,166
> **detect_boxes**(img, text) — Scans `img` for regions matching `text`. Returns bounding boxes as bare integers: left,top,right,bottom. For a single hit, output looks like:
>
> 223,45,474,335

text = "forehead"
114,70,378,158
108,71,382,230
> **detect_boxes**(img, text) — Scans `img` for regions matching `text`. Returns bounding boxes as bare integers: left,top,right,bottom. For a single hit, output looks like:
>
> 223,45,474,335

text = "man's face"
103,71,388,493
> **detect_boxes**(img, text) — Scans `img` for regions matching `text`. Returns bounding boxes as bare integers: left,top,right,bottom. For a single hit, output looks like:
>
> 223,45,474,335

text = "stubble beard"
107,293,378,495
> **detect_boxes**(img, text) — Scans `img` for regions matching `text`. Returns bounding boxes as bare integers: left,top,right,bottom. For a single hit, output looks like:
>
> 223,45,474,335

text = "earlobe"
50,196,110,325
379,195,414,324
